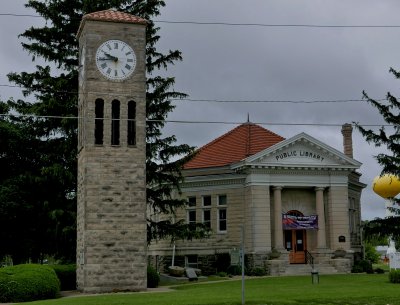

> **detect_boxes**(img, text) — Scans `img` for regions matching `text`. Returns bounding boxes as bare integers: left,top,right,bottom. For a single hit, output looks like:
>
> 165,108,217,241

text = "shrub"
374,267,385,274
352,259,373,274
247,267,267,276
364,243,380,264
147,265,160,288
0,264,60,303
50,264,76,291
227,265,242,276
351,264,364,273
215,253,231,273
389,269,400,283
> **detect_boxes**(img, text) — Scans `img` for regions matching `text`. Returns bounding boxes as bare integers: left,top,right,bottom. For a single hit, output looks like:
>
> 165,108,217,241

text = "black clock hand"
103,52,118,62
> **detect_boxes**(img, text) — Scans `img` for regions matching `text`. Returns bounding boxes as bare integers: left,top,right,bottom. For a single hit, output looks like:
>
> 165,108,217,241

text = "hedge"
50,264,76,291
0,264,60,303
147,265,160,288
389,269,400,283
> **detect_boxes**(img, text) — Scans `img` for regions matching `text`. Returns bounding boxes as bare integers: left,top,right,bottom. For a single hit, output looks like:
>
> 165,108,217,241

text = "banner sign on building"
282,214,318,230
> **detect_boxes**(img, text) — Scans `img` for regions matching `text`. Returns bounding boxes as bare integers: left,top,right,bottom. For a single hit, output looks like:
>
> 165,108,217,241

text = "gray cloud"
2,0,398,219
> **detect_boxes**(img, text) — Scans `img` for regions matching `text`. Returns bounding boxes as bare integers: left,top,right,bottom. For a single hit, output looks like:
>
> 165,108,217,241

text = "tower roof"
83,9,148,24
77,9,147,37
184,123,285,169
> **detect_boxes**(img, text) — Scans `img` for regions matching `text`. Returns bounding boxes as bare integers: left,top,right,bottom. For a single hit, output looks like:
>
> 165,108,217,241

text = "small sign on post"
230,248,240,266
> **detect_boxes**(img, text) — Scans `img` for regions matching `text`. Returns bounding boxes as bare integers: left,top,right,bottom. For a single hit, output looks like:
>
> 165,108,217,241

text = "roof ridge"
84,9,147,22
192,123,250,155
184,123,285,169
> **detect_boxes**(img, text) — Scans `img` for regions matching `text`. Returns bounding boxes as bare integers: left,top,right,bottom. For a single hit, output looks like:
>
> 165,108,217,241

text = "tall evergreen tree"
355,67,400,244
4,0,207,263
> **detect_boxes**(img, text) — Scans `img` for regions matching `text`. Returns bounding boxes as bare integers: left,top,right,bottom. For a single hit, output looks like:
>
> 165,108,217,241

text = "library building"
148,123,365,275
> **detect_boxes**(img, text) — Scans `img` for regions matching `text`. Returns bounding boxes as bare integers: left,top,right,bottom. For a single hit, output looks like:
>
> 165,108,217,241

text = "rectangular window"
187,196,196,207
111,100,120,145
218,208,227,232
203,209,211,228
127,101,136,145
185,255,198,269
218,195,227,206
188,210,196,227
203,195,211,207
95,99,104,145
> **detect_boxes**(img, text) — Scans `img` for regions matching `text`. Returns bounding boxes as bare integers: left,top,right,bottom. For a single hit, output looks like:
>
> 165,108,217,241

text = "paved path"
0,287,173,304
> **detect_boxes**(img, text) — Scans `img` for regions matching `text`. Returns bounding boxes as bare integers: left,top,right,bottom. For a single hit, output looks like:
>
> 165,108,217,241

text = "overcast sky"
2,0,400,220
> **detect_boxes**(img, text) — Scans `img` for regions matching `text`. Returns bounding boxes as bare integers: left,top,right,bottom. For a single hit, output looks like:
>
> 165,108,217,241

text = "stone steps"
283,263,338,276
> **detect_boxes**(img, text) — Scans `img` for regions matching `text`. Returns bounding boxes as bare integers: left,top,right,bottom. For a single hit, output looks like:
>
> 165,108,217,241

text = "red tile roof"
184,123,285,169
82,9,148,25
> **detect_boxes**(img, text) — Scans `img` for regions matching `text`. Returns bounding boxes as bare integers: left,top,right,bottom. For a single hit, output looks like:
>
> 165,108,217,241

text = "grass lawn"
24,273,400,305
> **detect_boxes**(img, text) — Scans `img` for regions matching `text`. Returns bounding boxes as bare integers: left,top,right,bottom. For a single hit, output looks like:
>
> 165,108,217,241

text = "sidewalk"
0,287,173,304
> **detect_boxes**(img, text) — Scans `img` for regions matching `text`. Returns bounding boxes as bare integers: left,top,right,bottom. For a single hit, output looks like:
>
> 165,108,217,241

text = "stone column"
273,186,284,250
316,187,327,249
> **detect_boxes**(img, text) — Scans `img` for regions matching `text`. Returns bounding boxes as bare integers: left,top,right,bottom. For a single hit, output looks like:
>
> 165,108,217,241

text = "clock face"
95,40,136,81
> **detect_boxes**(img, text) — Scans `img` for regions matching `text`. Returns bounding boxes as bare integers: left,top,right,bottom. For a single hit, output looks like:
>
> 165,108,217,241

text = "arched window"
287,210,303,217
95,98,104,145
111,100,120,145
127,100,136,145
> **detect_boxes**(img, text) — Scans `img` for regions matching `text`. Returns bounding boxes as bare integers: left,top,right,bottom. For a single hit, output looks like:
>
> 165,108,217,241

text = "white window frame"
218,208,227,233
187,209,196,226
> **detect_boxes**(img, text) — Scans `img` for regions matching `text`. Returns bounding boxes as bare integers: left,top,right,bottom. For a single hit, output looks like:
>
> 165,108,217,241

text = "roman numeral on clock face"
96,40,136,80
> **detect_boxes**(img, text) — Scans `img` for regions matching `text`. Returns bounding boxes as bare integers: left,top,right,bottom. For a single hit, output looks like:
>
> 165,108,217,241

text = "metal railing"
305,250,314,268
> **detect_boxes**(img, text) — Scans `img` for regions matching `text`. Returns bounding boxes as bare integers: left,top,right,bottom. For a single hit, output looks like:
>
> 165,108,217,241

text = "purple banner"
282,214,318,230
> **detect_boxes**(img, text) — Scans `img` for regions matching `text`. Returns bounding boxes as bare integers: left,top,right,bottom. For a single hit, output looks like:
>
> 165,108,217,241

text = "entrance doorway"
285,229,306,263
284,210,307,264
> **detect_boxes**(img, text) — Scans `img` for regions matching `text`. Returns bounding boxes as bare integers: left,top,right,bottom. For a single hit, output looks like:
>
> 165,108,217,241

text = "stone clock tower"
76,10,147,293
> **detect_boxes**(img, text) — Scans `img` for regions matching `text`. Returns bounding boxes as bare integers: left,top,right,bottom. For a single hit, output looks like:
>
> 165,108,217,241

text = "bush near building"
0,264,60,303
147,265,160,288
49,264,76,291
389,270,400,283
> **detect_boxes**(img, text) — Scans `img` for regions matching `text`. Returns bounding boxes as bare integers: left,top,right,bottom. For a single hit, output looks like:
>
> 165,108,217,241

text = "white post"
171,242,176,267
241,225,245,305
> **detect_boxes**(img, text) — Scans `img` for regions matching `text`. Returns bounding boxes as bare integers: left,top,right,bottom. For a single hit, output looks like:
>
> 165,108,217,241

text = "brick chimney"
341,123,353,158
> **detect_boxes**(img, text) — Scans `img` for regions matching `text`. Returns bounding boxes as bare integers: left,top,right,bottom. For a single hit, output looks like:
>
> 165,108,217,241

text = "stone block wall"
77,18,147,293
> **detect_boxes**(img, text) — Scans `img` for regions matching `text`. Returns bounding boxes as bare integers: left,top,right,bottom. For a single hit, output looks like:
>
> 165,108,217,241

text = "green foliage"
0,264,60,303
215,253,231,273
246,267,268,276
389,269,400,283
363,219,400,249
375,267,385,274
50,264,76,291
352,259,373,273
355,69,400,242
364,243,381,264
147,265,160,288
226,265,242,276
2,0,208,264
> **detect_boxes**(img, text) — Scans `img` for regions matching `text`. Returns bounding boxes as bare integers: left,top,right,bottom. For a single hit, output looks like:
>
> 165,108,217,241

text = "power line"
2,12,400,29
0,84,388,104
0,113,390,127
178,98,387,104
155,20,400,29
